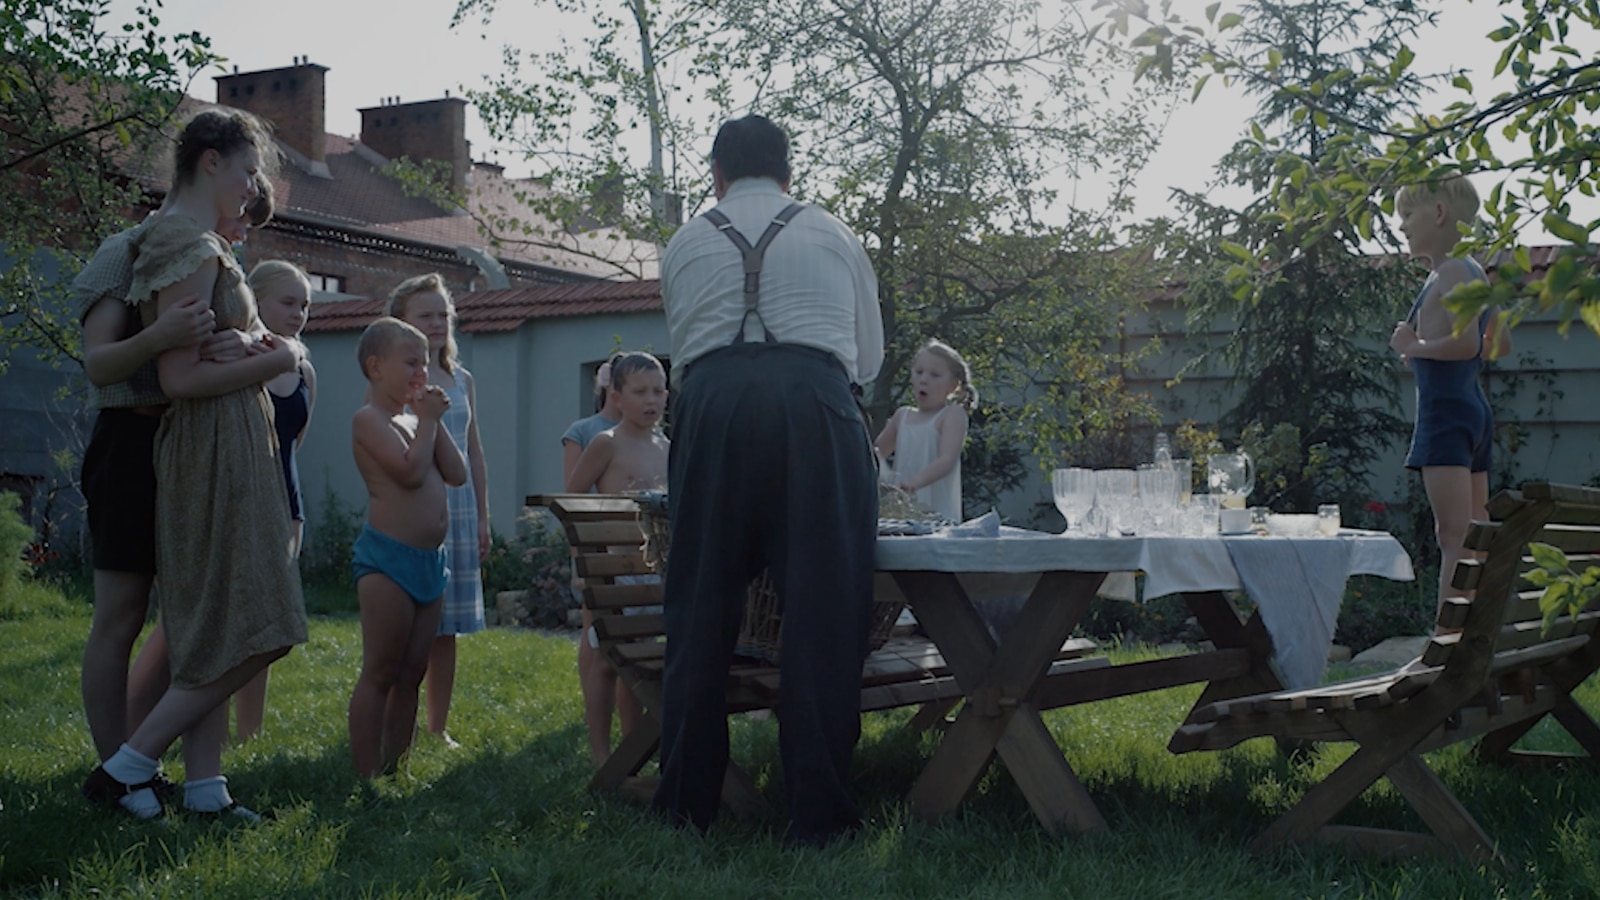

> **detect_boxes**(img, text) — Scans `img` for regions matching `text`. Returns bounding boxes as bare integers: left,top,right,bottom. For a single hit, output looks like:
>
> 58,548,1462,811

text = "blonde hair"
387,273,458,375
249,259,313,355
356,317,426,380
917,339,977,413
1396,175,1480,225
248,259,310,306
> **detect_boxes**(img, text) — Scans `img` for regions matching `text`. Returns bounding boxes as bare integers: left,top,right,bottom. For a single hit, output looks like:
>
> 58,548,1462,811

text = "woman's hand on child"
412,384,451,421
199,328,253,363
150,293,215,351
252,333,299,375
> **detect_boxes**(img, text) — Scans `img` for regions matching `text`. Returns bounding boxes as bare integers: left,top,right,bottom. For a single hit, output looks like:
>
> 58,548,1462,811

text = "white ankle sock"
184,776,261,822
103,745,162,818
103,744,158,784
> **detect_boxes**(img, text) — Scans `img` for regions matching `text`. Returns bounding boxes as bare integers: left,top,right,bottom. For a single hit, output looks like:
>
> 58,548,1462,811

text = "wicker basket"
635,489,924,664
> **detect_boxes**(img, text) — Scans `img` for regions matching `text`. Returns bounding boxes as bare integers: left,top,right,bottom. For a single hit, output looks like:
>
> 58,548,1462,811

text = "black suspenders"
701,202,807,344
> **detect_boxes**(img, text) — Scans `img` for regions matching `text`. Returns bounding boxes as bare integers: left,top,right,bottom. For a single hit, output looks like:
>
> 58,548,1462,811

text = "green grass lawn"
3,579,1600,899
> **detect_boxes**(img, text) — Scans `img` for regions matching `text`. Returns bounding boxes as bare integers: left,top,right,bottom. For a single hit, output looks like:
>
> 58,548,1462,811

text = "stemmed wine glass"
1052,468,1095,534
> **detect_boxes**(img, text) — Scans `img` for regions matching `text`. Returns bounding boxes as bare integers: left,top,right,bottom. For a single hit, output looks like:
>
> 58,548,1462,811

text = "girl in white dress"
873,339,976,522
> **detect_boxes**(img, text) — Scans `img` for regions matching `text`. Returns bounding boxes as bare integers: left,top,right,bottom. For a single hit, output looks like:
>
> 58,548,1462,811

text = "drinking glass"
1317,504,1342,536
1094,469,1137,535
1188,494,1221,536
1171,458,1193,504
1136,465,1178,535
1052,468,1096,533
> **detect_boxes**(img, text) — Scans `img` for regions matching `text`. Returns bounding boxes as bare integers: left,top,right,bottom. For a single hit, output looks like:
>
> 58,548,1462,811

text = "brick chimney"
215,58,329,176
358,96,470,192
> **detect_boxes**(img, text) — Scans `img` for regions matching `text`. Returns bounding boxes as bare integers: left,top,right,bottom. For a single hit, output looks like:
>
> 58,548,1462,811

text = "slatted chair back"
535,494,666,656
1420,484,1600,693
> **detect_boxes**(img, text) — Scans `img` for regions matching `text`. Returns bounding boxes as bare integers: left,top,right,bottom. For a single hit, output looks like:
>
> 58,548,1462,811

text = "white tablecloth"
876,528,1414,689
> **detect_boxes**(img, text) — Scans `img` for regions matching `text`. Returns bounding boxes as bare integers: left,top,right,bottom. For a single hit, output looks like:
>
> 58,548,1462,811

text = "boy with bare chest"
347,317,468,776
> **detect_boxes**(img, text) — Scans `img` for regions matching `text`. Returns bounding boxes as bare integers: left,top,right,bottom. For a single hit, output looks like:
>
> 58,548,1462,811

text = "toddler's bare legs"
349,574,442,777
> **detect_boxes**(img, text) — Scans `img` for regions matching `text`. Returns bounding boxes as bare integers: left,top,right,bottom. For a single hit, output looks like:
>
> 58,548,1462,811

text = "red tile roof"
117,99,657,281
305,279,664,334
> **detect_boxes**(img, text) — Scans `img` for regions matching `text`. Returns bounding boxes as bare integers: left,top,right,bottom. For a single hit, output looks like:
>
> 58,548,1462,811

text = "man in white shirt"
653,115,883,847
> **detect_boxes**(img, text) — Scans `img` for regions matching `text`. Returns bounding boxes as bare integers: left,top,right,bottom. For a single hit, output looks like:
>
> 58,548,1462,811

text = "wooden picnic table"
877,527,1413,834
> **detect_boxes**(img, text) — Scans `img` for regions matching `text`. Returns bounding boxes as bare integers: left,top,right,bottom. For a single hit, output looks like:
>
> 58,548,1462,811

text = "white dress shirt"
662,178,883,384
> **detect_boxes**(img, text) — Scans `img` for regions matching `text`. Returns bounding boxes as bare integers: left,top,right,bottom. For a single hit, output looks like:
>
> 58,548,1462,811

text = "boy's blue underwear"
352,525,450,604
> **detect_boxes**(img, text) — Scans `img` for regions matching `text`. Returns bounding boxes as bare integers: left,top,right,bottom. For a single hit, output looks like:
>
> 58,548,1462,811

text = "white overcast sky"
106,0,1589,244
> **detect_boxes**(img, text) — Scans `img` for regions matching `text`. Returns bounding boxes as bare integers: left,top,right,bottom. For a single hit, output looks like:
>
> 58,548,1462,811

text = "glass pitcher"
1206,451,1255,509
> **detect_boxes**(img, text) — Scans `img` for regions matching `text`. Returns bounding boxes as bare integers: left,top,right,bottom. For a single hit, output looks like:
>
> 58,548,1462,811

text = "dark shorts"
1404,399,1494,473
352,524,450,605
81,407,162,574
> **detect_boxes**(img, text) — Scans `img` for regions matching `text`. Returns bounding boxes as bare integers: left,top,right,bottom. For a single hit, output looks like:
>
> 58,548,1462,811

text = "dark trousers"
651,343,878,837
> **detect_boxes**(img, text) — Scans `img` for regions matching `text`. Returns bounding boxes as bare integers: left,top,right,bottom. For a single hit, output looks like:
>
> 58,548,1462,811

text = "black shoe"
150,770,180,802
81,766,161,817
183,800,273,824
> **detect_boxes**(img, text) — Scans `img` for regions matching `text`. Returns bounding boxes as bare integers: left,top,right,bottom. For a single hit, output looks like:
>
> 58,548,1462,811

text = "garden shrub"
480,507,572,630
0,491,34,592
1333,572,1437,654
0,492,75,620
299,479,362,590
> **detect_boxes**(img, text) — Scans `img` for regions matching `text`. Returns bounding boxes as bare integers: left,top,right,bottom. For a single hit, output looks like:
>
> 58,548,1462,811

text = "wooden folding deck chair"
1168,482,1600,862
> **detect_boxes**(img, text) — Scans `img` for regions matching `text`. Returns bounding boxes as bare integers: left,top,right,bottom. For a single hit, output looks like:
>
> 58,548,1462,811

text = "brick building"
0,58,659,547
211,59,656,297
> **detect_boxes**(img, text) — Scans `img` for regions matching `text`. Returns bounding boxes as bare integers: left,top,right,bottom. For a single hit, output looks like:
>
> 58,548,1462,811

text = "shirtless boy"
347,317,468,777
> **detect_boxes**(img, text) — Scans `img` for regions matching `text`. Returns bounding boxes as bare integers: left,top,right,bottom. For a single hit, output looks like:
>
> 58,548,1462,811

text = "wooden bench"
528,493,1104,814
1168,482,1600,862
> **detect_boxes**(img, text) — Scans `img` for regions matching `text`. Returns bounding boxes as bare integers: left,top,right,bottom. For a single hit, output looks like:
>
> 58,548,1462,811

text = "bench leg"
995,703,1106,834
1384,752,1498,863
588,712,661,792
1254,722,1498,864
897,569,1106,834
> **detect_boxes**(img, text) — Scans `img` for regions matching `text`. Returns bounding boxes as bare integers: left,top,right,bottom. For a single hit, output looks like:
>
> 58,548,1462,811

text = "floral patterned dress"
129,215,307,688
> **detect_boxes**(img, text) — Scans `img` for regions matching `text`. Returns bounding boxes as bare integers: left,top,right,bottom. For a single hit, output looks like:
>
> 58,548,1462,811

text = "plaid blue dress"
437,365,486,635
